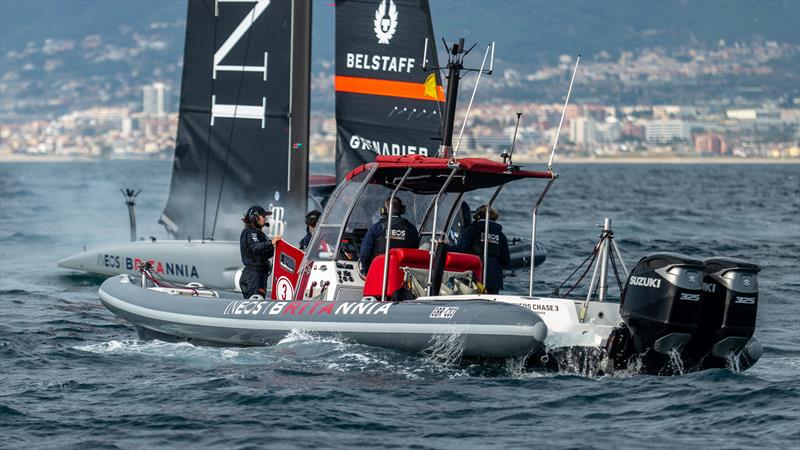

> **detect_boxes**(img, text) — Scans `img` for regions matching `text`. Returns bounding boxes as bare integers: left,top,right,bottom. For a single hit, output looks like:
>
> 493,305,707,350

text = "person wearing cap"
239,205,281,298
299,210,321,251
451,205,510,294
359,196,420,277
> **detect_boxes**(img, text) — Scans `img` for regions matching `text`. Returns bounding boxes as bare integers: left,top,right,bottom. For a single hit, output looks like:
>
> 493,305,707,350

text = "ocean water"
1,160,798,448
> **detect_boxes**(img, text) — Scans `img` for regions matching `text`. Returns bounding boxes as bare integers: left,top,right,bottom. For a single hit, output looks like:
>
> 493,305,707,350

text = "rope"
553,238,602,297
139,265,199,296
559,248,599,298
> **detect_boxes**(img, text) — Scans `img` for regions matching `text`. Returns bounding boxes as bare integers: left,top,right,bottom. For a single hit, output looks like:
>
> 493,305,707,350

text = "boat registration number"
430,306,459,319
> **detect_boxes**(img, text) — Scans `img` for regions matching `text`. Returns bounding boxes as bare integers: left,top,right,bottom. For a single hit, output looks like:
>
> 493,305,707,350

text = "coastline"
0,154,171,163
2,154,798,165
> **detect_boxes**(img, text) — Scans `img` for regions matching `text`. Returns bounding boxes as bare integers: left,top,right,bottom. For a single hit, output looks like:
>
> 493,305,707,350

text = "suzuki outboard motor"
620,253,705,358
687,257,761,369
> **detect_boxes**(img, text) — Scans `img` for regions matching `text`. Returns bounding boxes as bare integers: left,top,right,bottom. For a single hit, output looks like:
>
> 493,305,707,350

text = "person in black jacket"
299,210,321,251
451,205,510,294
359,197,420,276
239,205,281,298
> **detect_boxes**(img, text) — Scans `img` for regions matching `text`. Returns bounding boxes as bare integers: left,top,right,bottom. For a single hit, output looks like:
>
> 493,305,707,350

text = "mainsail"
335,0,444,181
160,0,310,242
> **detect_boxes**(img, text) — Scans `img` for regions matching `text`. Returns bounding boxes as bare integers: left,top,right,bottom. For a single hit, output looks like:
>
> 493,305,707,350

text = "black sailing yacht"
59,0,321,289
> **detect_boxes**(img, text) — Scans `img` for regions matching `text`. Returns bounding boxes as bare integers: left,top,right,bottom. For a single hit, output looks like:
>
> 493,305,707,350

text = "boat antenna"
120,188,141,242
547,54,580,172
421,37,445,129
453,43,492,158
504,112,522,166
426,38,494,160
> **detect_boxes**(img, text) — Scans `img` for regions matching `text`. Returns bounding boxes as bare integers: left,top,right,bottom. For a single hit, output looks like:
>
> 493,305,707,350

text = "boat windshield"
339,182,434,262
418,192,463,248
304,169,372,261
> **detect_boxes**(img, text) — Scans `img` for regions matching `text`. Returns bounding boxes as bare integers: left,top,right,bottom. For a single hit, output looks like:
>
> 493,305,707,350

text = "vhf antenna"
503,112,523,166
547,54,580,172
422,37,495,160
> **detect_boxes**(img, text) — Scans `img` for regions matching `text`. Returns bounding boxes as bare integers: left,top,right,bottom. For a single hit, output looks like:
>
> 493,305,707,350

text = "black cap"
305,210,322,224
247,205,271,217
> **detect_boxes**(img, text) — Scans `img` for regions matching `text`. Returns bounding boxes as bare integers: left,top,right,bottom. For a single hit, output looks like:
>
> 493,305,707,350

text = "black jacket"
240,227,274,271
299,229,312,251
359,216,420,274
453,220,510,291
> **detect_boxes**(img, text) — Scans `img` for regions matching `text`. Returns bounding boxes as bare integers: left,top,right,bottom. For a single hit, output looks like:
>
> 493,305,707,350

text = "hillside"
1,0,798,118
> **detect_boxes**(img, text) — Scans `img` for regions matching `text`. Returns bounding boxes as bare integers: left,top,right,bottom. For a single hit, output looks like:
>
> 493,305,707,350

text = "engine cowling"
688,257,760,361
620,252,705,355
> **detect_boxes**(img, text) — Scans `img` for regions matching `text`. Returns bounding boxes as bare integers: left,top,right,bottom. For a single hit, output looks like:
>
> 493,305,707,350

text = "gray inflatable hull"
98,275,547,358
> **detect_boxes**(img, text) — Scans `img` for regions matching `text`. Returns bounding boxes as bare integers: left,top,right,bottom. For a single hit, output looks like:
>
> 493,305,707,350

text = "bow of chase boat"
98,274,547,358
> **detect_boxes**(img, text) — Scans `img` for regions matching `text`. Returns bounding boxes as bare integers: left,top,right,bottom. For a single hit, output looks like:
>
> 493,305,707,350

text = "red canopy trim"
345,155,552,181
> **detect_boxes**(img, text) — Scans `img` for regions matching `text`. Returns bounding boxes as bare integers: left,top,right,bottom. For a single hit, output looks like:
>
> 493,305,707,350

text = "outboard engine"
603,253,705,374
620,253,705,355
686,257,761,369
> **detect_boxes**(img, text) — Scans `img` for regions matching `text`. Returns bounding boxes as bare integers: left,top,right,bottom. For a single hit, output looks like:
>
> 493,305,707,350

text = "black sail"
160,0,310,242
335,0,444,181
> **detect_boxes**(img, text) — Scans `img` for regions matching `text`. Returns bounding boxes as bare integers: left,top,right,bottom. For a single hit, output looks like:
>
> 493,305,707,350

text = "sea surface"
1,160,798,449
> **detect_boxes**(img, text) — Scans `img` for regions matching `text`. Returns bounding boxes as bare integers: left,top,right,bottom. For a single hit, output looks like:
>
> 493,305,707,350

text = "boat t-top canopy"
344,155,554,194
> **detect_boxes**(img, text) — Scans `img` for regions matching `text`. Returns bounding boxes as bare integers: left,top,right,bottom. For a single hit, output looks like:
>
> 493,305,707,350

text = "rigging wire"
201,11,221,241
210,6,258,239
609,246,625,293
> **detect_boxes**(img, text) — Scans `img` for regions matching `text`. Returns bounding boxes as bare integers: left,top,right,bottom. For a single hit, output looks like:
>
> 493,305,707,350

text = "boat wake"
423,332,466,366
73,340,250,364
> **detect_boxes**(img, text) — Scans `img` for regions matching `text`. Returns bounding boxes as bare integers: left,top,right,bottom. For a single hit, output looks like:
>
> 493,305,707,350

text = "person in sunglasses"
299,210,322,251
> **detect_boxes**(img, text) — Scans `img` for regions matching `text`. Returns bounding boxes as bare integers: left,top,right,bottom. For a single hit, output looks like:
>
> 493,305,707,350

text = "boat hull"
98,275,547,359
508,240,547,269
59,240,242,290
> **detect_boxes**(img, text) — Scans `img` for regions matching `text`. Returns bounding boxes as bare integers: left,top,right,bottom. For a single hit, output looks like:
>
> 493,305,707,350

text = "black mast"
433,38,491,159
440,38,465,158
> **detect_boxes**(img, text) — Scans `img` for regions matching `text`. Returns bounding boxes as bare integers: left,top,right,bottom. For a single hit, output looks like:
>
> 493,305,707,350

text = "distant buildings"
569,117,597,146
694,132,728,155
645,120,691,142
143,82,169,117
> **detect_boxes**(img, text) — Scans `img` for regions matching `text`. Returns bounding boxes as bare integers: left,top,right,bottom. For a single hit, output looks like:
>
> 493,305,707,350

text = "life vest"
470,220,503,259
373,217,417,257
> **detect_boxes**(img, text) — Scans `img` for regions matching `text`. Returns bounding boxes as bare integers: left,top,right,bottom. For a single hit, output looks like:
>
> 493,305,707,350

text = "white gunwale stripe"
99,288,541,337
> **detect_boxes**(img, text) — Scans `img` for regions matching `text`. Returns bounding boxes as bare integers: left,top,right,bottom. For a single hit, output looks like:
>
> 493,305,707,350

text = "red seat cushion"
445,252,482,282
363,248,429,297
362,249,482,297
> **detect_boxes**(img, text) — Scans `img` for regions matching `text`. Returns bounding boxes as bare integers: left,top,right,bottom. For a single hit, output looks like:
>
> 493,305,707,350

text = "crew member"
239,205,281,298
452,205,510,294
299,210,321,251
359,197,420,276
